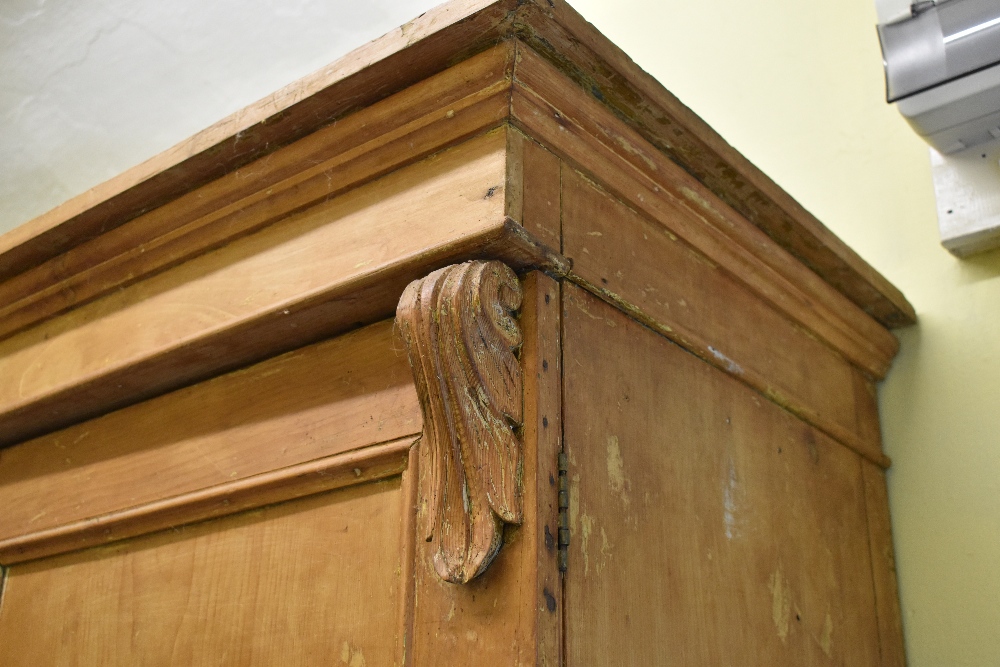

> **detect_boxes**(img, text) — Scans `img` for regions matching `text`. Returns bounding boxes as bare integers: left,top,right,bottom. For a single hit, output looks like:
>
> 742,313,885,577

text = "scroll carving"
396,260,524,584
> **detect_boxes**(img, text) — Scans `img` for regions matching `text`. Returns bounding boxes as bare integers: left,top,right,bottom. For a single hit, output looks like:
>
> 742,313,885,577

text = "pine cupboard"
0,1,911,664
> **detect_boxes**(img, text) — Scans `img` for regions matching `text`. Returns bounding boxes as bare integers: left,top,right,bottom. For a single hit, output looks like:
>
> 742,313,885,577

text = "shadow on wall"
956,245,1000,285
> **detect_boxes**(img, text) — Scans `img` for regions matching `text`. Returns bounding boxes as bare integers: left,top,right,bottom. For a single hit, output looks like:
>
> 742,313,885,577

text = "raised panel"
0,479,406,666
0,320,419,562
563,284,880,665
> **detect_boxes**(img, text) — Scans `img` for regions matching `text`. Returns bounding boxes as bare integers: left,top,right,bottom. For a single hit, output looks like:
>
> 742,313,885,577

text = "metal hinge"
557,452,570,573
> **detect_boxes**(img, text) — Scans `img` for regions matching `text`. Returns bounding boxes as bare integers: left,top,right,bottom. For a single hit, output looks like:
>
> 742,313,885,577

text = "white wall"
4,0,1000,663
0,0,435,233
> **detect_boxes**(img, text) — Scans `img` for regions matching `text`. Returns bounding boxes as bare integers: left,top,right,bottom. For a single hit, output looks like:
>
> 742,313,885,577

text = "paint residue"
768,564,791,643
820,612,834,657
723,458,740,540
340,641,367,667
580,513,595,576
708,345,743,374
598,527,613,573
606,436,630,507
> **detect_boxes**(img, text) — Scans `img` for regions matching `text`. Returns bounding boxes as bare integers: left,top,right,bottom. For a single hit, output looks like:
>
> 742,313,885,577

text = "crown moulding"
0,0,914,329
396,260,524,584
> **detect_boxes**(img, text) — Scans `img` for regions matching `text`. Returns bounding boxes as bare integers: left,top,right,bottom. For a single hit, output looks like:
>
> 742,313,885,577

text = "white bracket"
931,138,1000,257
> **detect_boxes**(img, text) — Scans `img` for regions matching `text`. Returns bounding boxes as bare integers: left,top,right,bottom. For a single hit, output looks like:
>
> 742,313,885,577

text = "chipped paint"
820,612,834,657
598,527,613,573
613,135,658,171
340,642,367,667
723,458,740,540
605,435,629,507
768,564,791,643
580,513,594,576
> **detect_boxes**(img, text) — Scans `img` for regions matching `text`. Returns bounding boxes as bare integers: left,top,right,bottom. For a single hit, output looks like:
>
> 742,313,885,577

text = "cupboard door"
0,480,406,666
563,285,880,665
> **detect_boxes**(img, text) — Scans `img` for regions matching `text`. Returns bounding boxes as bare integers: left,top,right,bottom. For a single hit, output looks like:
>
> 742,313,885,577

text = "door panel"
0,480,405,666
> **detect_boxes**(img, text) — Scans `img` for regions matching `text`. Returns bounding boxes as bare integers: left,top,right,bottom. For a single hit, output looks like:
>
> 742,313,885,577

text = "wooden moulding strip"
0,0,522,283
0,44,516,342
570,274,891,469
0,125,567,447
0,436,416,566
512,0,915,328
509,42,899,380
0,216,566,449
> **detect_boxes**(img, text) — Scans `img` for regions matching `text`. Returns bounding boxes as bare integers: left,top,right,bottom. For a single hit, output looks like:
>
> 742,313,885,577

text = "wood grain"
0,45,515,342
559,167,887,467
0,319,419,559
0,480,406,666
511,42,899,380
563,284,881,665
520,272,564,667
396,261,525,584
407,271,558,666
863,461,908,667
0,129,564,448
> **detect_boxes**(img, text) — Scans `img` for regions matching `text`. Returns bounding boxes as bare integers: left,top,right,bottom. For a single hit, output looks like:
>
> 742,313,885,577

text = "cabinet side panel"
0,480,404,666
563,284,880,665
862,461,907,667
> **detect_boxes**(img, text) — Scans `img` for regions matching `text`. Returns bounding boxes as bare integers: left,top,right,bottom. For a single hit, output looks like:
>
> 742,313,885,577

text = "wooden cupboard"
0,0,911,664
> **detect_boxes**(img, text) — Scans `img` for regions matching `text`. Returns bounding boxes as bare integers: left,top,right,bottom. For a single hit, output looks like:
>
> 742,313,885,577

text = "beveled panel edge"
0,436,417,566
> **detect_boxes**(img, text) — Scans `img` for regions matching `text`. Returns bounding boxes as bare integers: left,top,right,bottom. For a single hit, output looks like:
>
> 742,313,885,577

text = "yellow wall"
572,0,1000,663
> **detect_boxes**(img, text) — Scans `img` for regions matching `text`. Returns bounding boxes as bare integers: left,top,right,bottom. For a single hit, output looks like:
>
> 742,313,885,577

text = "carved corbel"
395,260,524,584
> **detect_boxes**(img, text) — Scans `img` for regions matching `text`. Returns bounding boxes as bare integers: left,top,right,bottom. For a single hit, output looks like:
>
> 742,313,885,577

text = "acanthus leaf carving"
395,260,524,584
